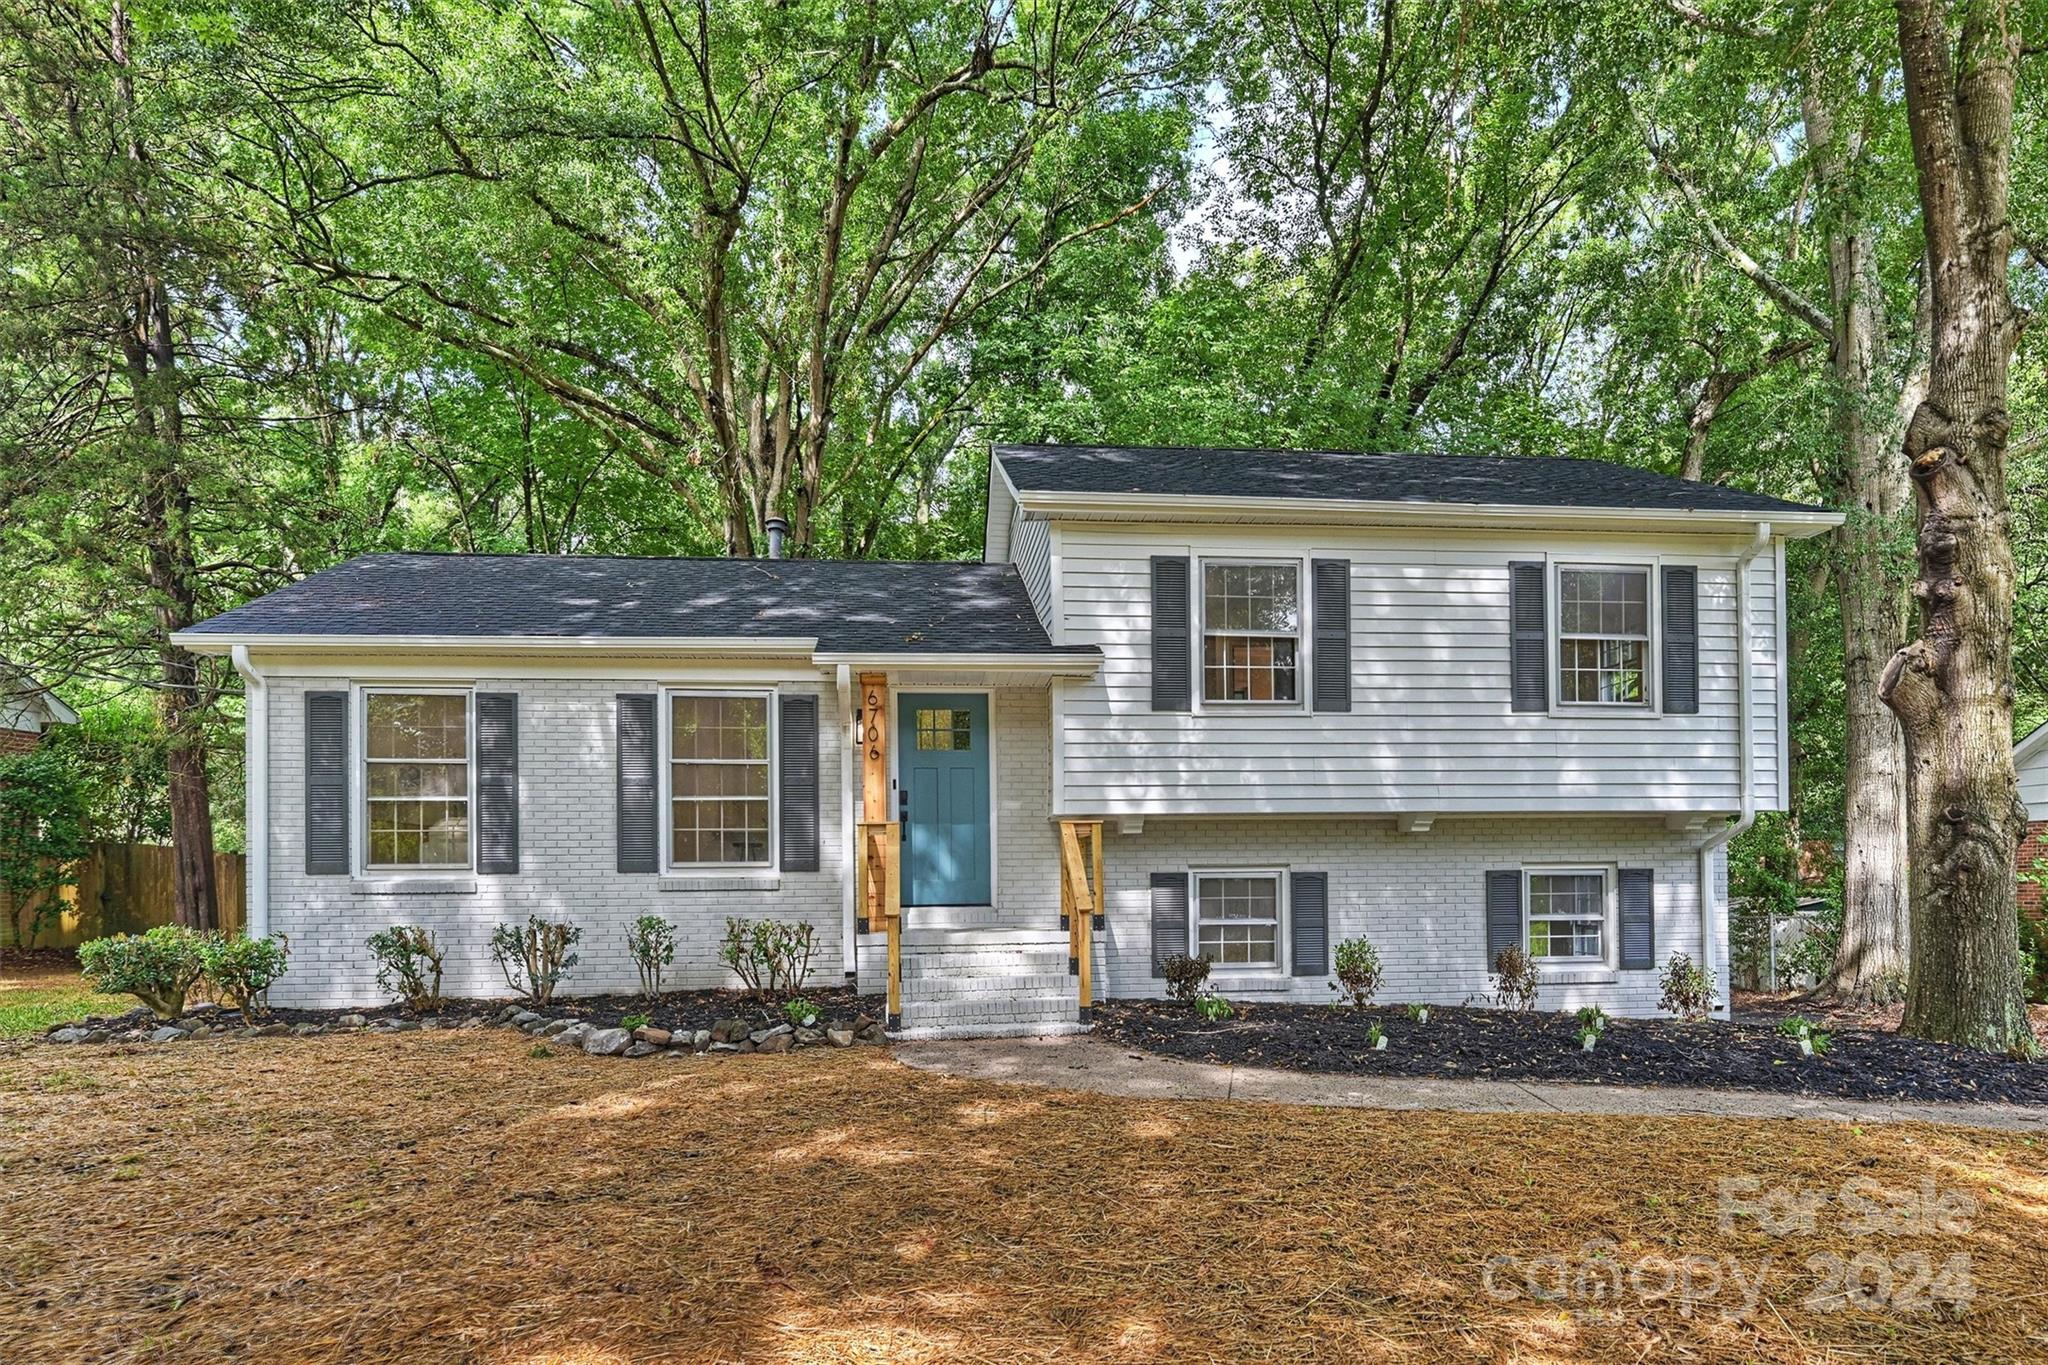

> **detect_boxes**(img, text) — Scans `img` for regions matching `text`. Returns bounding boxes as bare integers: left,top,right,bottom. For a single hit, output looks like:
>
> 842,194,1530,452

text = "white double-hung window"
1202,561,1300,703
668,691,772,867
1526,869,1609,963
1556,565,1652,706
363,690,472,870
1195,871,1282,968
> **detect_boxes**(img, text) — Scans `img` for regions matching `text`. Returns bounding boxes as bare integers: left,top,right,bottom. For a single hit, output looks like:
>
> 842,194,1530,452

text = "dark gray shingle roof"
996,444,1831,516
185,554,1074,655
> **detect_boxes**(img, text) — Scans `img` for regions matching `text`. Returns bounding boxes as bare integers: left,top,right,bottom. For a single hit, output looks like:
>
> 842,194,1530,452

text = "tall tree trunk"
1883,0,2029,1051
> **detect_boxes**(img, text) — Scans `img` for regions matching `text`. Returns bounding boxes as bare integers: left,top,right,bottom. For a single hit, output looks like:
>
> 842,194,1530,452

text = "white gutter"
230,646,269,941
174,632,820,657
810,651,1101,674
1698,522,1772,1018
836,664,856,979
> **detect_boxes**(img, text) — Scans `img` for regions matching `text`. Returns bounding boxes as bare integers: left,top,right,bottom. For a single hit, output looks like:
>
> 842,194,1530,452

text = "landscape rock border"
40,1001,890,1056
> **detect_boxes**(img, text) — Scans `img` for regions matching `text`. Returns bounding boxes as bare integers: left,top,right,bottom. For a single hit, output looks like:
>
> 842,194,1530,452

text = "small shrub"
196,933,290,1025
77,925,206,1019
528,1043,553,1059
1162,952,1212,1005
719,918,817,1002
1576,1024,1599,1051
626,915,676,999
1364,1022,1387,1050
1658,953,1717,1022
1777,1014,1831,1056
490,917,582,1005
365,925,445,1011
1490,947,1539,1012
620,1012,651,1032
1574,1004,1608,1034
1193,992,1232,1022
1404,1003,1431,1023
783,997,821,1028
1333,936,1384,1008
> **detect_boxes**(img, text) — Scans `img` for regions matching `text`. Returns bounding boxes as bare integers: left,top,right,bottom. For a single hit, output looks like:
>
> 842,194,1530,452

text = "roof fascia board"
810,650,1100,675
1011,489,1842,538
983,454,1026,564
172,632,820,657
2017,722,2048,767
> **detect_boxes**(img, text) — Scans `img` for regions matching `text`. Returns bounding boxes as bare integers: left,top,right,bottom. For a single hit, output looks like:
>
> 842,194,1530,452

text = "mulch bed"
250,986,883,1034
1094,999,2048,1106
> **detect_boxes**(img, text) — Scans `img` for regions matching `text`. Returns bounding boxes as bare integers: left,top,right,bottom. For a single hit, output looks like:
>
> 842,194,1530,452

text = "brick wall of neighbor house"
264,673,847,1009
0,727,40,755
2021,822,2048,921
1079,816,1725,1017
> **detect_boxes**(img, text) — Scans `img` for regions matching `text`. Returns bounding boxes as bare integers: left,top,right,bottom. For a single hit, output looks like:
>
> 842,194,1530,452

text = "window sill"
351,877,478,896
1206,970,1296,992
1536,966,1617,986
661,873,781,893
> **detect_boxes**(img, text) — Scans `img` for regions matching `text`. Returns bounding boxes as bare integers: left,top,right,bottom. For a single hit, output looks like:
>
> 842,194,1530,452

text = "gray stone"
538,1018,575,1037
691,1029,712,1052
497,1004,527,1024
756,1032,794,1055
48,1026,89,1044
384,1019,420,1033
632,1025,672,1046
709,1017,751,1043
291,1022,324,1036
855,1021,887,1044
748,1023,793,1045
825,1028,854,1048
185,1003,221,1017
82,1029,112,1044
582,1028,631,1057
708,1041,741,1053
622,1041,659,1058
186,1025,214,1039
794,1027,823,1045
254,1023,291,1037
337,1014,367,1029
551,1022,592,1048
148,1025,188,1043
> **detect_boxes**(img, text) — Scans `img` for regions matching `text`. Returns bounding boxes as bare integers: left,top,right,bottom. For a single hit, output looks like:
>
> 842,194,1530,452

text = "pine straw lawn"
2,1034,2047,1364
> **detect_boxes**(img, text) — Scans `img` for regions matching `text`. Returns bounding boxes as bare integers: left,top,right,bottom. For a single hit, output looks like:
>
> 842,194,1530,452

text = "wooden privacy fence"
5,842,245,949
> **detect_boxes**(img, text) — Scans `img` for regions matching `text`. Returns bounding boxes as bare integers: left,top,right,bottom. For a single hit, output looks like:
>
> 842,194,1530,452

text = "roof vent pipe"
763,516,789,560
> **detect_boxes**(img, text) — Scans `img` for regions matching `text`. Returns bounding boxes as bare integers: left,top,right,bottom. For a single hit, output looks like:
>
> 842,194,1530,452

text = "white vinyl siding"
1054,524,1784,816
1009,507,1054,633
2019,733,2048,819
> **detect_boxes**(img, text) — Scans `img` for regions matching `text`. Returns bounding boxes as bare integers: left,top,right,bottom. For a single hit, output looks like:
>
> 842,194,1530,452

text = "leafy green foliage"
718,919,816,1003
620,1013,650,1034
1193,993,1232,1022
1658,954,1718,1023
365,926,446,1012
1730,815,1804,989
490,917,582,1007
1332,936,1384,1009
1162,952,1212,1005
77,926,206,1020
0,747,88,948
783,998,821,1028
1364,1022,1387,1050
196,934,290,1025
626,915,676,1000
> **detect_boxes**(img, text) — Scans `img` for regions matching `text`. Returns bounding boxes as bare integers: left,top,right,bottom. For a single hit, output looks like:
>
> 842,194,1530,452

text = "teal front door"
898,693,992,906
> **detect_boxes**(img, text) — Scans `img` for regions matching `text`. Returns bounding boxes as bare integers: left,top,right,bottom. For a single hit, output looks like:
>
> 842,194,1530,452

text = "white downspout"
230,646,268,941
837,664,856,979
1699,521,1771,1018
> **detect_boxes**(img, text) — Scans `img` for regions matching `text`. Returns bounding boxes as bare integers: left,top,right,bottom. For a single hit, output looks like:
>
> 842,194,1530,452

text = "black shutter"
304,691,349,876
1619,868,1655,969
475,692,520,874
1662,565,1700,714
615,694,658,874
1509,561,1548,712
777,693,820,872
1150,555,1192,712
1289,871,1329,976
1310,559,1352,713
1150,872,1190,976
1485,869,1523,969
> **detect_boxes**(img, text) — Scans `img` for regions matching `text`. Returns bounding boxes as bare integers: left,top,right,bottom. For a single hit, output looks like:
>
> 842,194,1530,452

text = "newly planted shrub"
1658,953,1717,1022
1193,992,1232,1022
1577,1024,1599,1052
197,934,290,1025
78,925,206,1019
365,926,445,1011
719,918,817,1002
491,917,582,1005
1777,1015,1832,1056
783,997,821,1028
1490,947,1539,1012
1404,1003,1431,1023
1162,952,1212,1005
620,1012,651,1032
1365,1022,1388,1051
1333,936,1384,1008
626,915,676,999
1574,1004,1608,1034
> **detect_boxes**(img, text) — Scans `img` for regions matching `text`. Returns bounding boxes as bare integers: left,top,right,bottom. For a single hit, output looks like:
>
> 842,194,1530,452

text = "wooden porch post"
857,673,902,1028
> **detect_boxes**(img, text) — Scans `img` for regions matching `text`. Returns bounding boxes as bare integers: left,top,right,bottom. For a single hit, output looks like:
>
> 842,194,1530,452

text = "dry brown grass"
0,1031,2045,1363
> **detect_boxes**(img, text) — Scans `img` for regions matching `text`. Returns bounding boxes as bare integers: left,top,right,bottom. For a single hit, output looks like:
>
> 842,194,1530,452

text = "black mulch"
1093,999,2048,1107
182,986,884,1035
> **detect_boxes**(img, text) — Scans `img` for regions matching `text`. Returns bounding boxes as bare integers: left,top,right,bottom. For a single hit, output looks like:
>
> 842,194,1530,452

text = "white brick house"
176,444,1840,1035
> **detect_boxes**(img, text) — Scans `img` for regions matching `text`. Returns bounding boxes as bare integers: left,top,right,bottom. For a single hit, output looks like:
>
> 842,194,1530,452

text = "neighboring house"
174,445,1841,1035
2019,724,2048,920
0,661,79,755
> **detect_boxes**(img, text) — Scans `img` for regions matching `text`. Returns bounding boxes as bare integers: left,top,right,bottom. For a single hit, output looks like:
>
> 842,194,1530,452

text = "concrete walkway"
897,1033,2048,1133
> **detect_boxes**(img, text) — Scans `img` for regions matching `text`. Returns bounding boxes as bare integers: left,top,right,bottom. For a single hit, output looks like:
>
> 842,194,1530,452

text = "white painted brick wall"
265,674,846,1009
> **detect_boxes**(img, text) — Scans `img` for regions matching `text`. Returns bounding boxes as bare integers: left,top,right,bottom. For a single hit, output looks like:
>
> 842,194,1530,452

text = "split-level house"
174,445,1841,1036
